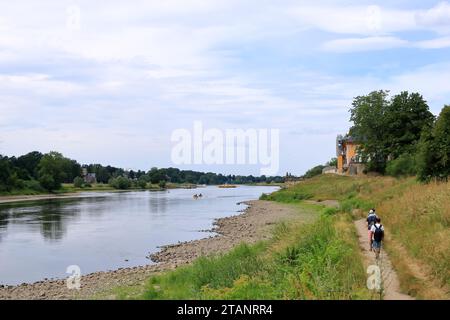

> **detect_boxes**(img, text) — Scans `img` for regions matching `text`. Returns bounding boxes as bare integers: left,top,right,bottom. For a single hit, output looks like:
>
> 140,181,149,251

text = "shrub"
73,176,84,188
109,176,131,189
385,153,417,177
38,174,58,191
303,165,325,179
158,180,166,189
23,179,45,192
138,178,147,189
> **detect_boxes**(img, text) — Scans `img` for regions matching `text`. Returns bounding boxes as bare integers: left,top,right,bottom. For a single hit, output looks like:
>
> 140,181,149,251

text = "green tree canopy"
38,152,79,191
349,90,434,172
417,105,450,181
385,92,435,158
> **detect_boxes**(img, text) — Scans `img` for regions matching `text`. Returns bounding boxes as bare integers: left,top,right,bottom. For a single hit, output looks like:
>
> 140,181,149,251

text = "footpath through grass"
264,174,449,299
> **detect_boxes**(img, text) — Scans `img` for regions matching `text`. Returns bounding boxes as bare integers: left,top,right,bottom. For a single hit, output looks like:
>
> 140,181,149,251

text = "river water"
0,185,278,285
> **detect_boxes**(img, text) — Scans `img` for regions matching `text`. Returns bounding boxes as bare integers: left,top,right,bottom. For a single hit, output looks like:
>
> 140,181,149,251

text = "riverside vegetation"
263,175,449,299
0,151,285,196
104,174,448,300
110,202,372,300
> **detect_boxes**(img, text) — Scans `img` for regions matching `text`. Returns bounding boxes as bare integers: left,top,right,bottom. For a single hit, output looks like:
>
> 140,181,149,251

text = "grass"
378,181,450,297
106,204,371,300
267,174,449,299
97,174,448,300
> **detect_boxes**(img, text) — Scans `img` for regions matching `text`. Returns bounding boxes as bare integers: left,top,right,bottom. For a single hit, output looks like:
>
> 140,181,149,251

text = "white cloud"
415,1,450,29
416,36,450,49
1,1,450,174
323,36,409,52
289,4,417,36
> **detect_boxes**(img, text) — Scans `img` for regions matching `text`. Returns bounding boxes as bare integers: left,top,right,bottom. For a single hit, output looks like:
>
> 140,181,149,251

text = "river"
0,185,278,285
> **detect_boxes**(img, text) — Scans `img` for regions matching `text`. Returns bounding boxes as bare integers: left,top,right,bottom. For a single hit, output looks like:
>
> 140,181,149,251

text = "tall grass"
139,214,370,300
378,181,450,290
268,174,449,298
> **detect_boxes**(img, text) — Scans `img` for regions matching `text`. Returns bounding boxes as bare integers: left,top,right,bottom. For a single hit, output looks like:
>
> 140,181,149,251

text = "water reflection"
0,186,278,285
148,191,168,214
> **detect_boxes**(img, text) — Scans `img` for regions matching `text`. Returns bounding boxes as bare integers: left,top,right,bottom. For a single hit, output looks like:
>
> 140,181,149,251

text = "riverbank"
0,200,307,300
0,183,274,205
0,184,196,205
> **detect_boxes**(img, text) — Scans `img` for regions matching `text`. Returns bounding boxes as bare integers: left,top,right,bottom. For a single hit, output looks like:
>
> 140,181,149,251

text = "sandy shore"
0,200,307,300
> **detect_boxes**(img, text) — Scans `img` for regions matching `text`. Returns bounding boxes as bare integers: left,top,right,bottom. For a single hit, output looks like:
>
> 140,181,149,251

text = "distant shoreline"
0,191,120,205
0,183,281,205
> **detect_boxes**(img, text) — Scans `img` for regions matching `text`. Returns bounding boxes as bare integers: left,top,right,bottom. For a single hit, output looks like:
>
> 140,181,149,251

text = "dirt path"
0,200,312,300
354,219,414,300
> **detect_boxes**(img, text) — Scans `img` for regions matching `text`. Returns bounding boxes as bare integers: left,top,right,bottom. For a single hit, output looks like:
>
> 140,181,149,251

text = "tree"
385,92,435,158
303,165,325,179
14,151,43,179
417,105,450,181
158,180,166,189
138,177,148,189
37,152,70,191
326,158,337,167
349,90,390,172
65,159,81,183
0,155,15,192
349,90,434,173
73,177,84,188
39,174,57,192
108,176,131,189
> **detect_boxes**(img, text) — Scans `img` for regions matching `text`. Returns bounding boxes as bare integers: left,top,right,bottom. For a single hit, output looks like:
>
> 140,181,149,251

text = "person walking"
367,209,378,251
370,217,385,259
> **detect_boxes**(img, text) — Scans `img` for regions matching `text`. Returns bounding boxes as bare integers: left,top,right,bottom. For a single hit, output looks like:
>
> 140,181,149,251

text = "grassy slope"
267,174,449,299
105,203,371,300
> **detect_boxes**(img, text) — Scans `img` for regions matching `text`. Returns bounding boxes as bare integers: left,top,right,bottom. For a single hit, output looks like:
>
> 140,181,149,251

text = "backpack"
367,214,377,229
373,225,384,242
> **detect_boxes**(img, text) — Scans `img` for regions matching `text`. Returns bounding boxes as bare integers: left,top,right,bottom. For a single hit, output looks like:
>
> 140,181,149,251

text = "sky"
1,0,450,176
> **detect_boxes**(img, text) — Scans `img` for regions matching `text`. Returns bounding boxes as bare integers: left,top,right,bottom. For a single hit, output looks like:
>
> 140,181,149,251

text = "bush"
73,176,84,188
158,180,167,189
109,176,131,189
138,178,147,189
23,179,45,192
417,105,450,182
385,153,417,177
38,174,58,191
303,165,325,179
260,189,313,203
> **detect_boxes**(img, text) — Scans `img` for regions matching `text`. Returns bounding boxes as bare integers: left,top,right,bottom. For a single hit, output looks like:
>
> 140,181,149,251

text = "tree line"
0,151,285,193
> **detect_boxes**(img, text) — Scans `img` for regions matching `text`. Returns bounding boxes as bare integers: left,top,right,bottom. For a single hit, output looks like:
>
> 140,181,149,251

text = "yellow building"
336,135,364,175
